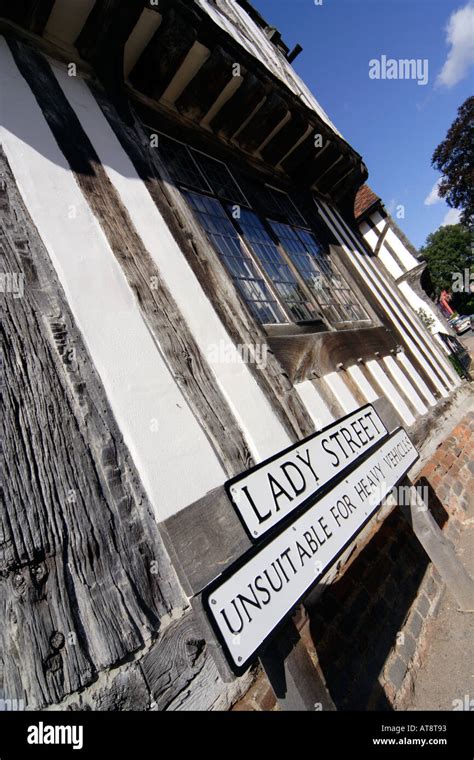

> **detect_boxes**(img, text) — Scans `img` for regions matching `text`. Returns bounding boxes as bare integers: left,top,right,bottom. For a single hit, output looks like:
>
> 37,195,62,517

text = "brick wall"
232,411,474,711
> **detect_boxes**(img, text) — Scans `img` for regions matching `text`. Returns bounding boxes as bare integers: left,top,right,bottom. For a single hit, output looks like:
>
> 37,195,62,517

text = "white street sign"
227,404,387,539
206,428,418,670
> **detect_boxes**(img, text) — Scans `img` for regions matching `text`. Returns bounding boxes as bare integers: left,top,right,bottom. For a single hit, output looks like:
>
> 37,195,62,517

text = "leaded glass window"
183,191,285,324
234,209,317,322
269,221,370,323
191,151,249,206
156,134,211,192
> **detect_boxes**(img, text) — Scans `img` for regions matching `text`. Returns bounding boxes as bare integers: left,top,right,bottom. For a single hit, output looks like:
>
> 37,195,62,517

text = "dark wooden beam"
267,326,398,383
76,0,147,117
301,142,341,187
129,7,198,100
176,45,238,122
279,134,318,177
261,109,309,166
9,37,254,479
0,142,184,708
161,486,251,597
236,91,289,154
316,155,357,195
210,71,268,139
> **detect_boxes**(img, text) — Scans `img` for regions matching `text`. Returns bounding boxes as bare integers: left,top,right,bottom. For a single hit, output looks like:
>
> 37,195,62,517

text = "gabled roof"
354,184,381,220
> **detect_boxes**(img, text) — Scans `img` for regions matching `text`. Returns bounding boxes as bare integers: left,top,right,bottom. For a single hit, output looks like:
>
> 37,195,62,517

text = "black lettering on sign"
227,404,389,540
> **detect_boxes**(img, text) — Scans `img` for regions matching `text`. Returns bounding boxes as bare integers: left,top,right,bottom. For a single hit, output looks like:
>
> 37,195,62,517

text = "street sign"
226,404,388,539
205,427,418,671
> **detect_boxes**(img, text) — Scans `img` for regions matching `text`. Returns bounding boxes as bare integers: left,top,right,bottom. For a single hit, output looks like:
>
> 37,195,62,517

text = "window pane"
235,209,317,322
269,221,370,324
250,185,308,227
183,191,285,324
156,133,211,192
191,151,249,206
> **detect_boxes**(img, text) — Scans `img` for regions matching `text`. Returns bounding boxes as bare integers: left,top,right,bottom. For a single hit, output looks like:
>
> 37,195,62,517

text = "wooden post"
402,478,474,612
259,618,336,711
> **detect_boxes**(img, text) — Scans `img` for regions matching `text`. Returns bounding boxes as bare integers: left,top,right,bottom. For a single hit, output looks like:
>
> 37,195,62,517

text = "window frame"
148,126,375,331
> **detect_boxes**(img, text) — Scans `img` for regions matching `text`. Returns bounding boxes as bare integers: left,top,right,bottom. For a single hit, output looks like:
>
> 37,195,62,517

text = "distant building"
355,185,448,334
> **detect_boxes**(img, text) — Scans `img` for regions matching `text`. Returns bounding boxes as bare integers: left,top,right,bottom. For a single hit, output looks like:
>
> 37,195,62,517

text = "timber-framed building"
0,0,469,711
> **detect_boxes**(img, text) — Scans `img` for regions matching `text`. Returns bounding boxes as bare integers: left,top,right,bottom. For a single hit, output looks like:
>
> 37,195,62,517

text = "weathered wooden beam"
210,71,267,139
160,486,251,597
123,6,163,77
303,143,342,188
0,145,185,708
261,109,309,166
9,38,254,479
316,156,357,195
236,91,289,154
267,326,398,384
280,128,330,175
93,99,316,443
75,0,147,114
129,7,198,100
176,45,238,122
139,611,240,707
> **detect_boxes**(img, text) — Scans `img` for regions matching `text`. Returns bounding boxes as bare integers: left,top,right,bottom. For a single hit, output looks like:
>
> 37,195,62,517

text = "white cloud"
424,179,441,206
442,207,462,225
436,1,474,88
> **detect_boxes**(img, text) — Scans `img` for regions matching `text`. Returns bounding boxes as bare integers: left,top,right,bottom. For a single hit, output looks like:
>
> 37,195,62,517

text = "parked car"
438,332,472,380
449,315,471,335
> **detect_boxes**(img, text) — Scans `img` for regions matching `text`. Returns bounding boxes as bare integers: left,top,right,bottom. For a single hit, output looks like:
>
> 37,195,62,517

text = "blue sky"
255,0,474,248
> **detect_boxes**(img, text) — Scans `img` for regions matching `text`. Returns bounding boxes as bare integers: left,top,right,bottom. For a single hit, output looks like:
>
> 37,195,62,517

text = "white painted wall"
52,63,294,463
324,372,358,414
370,210,386,233
360,222,379,250
398,281,445,335
319,200,459,393
382,355,428,416
295,381,334,428
365,361,416,426
0,38,226,522
347,365,379,402
377,242,405,280
383,226,419,271
397,354,437,406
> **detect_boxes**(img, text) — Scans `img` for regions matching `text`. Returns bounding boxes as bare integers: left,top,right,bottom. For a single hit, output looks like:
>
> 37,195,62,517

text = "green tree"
420,224,473,314
432,96,474,227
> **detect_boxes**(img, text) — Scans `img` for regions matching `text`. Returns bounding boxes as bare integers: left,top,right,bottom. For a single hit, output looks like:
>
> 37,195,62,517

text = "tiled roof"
354,185,380,220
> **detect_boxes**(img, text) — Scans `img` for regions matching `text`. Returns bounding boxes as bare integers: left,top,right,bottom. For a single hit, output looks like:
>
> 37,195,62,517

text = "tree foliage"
432,96,474,228
420,223,473,314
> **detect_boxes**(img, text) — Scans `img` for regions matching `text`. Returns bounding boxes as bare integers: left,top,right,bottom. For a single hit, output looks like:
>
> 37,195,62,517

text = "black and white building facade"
0,0,466,710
